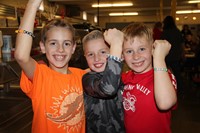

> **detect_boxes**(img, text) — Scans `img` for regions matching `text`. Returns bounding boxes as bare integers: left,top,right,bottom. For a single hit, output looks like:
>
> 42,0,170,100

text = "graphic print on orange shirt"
46,86,85,132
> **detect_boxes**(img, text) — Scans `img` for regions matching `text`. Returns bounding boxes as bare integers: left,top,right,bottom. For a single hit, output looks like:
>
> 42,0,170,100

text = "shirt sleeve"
82,58,123,98
20,62,43,98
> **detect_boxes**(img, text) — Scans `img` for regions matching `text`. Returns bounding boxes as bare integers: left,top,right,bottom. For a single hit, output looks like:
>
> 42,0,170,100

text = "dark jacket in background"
160,15,185,95
161,28,184,62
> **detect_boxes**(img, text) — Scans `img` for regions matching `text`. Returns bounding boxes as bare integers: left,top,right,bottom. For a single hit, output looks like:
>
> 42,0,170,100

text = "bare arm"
153,40,177,110
104,28,124,59
14,0,42,80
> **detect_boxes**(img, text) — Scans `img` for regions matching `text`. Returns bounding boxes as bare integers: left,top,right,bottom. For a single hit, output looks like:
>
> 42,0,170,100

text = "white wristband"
154,68,168,72
107,54,123,63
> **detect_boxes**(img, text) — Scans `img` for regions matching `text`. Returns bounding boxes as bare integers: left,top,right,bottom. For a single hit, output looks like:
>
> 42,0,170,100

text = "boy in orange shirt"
14,0,85,132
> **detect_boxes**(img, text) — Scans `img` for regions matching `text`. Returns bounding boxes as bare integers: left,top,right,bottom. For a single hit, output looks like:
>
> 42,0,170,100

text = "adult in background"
181,24,192,41
160,16,185,97
153,22,163,40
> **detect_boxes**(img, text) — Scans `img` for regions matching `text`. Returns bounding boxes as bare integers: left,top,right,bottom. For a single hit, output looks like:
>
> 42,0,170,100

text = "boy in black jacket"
82,29,125,133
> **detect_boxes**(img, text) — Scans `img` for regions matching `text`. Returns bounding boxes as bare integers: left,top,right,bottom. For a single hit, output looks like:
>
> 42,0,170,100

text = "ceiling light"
83,11,87,20
176,10,200,14
94,15,98,23
193,16,197,20
184,16,188,19
188,0,200,3
109,12,138,16
92,3,133,8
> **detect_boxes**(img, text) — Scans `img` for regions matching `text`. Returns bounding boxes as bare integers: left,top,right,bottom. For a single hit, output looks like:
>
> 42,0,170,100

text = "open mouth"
94,63,104,68
133,61,144,67
54,55,65,61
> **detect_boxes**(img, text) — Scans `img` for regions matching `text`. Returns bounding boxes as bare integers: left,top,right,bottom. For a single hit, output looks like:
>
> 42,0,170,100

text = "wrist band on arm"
15,29,35,38
154,68,168,72
107,54,123,63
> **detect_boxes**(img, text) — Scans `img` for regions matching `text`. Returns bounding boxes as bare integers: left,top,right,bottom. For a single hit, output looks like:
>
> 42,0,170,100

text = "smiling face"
123,36,153,74
84,38,109,72
40,27,76,73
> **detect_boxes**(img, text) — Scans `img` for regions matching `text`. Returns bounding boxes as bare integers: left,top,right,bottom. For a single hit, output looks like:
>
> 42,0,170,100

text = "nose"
132,52,140,60
94,54,100,61
58,45,64,52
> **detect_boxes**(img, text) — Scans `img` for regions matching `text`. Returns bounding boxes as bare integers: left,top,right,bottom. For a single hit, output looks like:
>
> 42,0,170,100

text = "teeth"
94,63,103,68
55,55,64,61
134,62,143,66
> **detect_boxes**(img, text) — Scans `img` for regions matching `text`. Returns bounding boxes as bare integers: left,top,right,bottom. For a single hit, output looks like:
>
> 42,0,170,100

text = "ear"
151,43,154,55
121,54,125,60
71,43,77,54
39,41,46,54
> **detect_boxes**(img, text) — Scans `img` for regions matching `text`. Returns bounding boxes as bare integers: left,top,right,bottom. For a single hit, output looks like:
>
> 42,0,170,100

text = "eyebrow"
47,39,73,43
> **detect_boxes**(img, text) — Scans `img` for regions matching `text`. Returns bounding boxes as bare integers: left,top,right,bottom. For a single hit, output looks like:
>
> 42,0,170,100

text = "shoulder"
69,67,86,76
122,70,133,80
122,70,132,76
82,71,102,81
34,63,51,74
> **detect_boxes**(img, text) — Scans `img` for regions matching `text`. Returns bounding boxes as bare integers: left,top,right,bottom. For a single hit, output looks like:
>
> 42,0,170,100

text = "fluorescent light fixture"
109,12,138,16
176,10,200,14
92,2,133,8
188,0,200,3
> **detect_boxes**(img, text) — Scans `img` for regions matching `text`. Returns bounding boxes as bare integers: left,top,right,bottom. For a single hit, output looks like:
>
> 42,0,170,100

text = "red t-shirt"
20,62,86,133
122,69,177,133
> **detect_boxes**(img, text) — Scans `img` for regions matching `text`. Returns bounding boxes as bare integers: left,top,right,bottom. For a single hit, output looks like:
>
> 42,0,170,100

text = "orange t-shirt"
20,62,86,133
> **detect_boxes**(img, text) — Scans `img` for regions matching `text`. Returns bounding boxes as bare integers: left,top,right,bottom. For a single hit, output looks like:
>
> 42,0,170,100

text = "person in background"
153,21,163,40
82,29,125,133
184,32,199,52
121,23,177,133
14,0,86,132
160,16,185,97
184,32,200,77
181,24,192,41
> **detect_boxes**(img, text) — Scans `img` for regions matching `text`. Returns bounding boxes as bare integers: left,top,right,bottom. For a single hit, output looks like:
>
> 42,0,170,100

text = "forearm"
15,0,41,80
83,60,122,98
104,28,124,59
110,43,123,58
153,58,177,110
15,1,39,62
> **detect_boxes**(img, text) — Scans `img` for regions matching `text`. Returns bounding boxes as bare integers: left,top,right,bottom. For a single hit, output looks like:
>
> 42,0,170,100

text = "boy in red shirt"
121,23,177,133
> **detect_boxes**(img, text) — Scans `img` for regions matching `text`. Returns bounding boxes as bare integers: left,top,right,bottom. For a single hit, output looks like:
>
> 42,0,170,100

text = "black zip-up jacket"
82,58,125,133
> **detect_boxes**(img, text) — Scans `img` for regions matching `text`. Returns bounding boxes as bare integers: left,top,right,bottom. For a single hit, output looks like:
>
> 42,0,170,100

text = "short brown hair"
122,23,153,43
82,30,105,51
41,19,75,43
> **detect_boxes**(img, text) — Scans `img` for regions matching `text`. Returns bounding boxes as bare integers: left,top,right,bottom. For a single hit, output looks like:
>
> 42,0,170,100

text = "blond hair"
122,23,153,43
82,30,105,51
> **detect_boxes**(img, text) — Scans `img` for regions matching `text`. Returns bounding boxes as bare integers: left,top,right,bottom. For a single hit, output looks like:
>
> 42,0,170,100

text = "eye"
125,49,133,54
139,47,145,52
100,50,108,55
86,53,94,58
64,41,72,47
49,42,56,46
